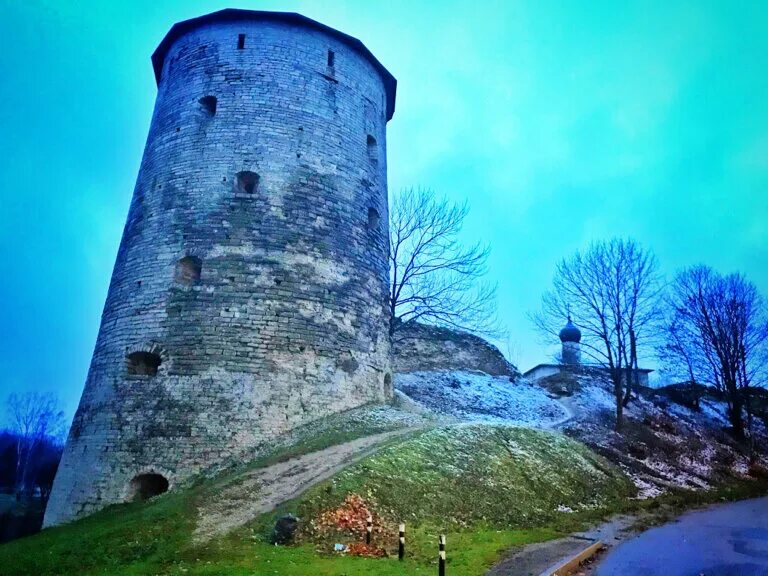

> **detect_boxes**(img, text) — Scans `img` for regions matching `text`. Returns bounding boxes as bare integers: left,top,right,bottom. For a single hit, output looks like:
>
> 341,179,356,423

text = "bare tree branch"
389,188,498,339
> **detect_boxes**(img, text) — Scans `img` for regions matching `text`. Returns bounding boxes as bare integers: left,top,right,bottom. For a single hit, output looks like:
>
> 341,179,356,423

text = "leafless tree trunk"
661,266,768,442
532,238,662,431
6,392,65,498
622,328,639,407
659,317,703,409
389,187,497,339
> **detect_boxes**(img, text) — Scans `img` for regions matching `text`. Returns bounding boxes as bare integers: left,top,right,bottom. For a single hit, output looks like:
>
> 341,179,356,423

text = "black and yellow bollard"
438,534,446,576
398,523,405,560
366,514,373,545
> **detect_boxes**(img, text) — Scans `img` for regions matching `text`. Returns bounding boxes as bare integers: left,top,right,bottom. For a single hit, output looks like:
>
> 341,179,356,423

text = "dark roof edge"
151,8,397,120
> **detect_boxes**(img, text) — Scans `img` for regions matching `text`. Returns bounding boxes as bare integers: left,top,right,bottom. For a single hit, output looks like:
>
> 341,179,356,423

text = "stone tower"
44,9,396,527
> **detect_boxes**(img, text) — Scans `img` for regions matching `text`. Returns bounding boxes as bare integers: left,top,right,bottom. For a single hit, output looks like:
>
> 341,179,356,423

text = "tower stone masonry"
45,9,397,527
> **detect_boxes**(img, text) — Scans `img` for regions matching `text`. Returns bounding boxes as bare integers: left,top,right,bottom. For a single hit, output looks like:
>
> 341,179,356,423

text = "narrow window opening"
199,96,217,116
126,352,162,376
367,207,380,230
367,134,378,162
237,34,245,50
127,473,168,502
327,50,335,67
175,256,202,285
384,373,392,387
235,171,259,194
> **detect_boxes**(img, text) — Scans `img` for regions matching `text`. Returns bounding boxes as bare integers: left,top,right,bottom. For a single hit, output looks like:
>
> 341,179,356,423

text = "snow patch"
577,384,617,412
395,370,569,428
626,472,664,500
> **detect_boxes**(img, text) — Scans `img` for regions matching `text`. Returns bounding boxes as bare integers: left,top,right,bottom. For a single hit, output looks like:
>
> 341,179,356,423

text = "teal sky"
1,0,767,422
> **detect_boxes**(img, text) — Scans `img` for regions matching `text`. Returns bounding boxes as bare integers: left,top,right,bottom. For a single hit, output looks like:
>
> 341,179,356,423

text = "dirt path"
193,428,416,543
549,395,578,430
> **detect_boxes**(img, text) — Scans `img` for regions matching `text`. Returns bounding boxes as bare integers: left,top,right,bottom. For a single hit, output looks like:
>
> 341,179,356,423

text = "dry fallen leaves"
315,493,382,538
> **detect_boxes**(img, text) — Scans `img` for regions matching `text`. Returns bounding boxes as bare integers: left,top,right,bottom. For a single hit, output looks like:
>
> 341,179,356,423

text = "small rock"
271,514,299,545
628,443,649,460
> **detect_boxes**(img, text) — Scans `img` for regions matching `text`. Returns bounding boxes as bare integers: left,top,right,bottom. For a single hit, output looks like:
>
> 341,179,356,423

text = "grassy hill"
0,424,636,576
291,425,634,530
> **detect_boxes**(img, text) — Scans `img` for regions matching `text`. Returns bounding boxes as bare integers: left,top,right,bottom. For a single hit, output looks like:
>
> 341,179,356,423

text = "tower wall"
45,13,395,526
562,342,580,365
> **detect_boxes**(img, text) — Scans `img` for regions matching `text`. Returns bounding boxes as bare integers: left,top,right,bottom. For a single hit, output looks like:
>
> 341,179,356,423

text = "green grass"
3,423,751,576
290,426,635,532
183,525,560,576
2,488,195,575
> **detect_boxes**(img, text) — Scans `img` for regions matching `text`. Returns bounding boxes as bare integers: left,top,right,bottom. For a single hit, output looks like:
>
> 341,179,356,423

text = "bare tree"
532,239,662,430
661,266,768,441
389,187,497,338
6,392,65,498
32,440,63,503
658,314,705,410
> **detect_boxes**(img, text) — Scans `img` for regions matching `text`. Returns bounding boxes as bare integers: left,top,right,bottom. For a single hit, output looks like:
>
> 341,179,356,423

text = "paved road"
597,497,768,576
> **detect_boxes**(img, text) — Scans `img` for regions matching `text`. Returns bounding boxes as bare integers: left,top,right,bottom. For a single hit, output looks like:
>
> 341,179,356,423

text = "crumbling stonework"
45,9,396,527
393,323,519,377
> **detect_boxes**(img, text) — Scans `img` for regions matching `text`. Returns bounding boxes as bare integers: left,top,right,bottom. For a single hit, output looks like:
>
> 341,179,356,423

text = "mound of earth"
396,370,569,426
292,425,634,548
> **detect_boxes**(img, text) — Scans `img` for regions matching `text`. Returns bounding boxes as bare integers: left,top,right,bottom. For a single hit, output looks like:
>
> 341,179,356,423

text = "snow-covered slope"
396,369,764,500
395,370,569,427
561,374,767,497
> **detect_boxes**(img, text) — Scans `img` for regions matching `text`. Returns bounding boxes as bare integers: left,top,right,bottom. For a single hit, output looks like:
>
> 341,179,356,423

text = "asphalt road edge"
544,540,605,576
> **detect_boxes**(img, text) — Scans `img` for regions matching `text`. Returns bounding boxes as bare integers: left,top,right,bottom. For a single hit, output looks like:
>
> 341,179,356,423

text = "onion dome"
559,316,582,343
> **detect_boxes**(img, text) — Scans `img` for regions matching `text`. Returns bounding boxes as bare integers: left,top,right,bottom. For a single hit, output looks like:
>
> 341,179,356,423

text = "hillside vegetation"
0,425,634,576
292,425,634,531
